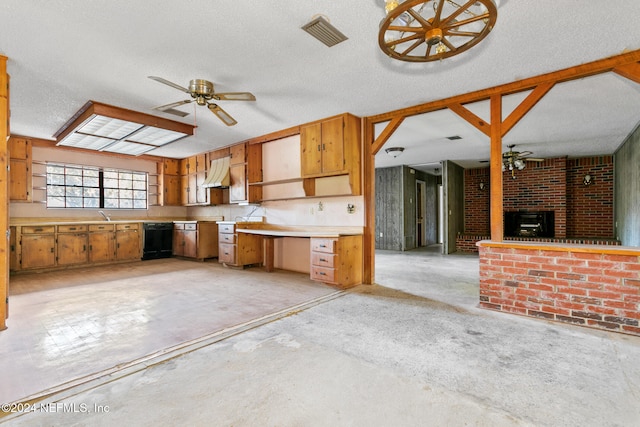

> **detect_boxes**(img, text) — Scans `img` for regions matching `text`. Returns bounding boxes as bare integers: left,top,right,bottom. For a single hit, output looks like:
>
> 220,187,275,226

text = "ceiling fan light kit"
148,76,255,126
502,144,543,179
379,0,498,62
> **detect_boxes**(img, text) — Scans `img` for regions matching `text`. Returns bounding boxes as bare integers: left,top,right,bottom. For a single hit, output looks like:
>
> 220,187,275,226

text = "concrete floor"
1,247,640,426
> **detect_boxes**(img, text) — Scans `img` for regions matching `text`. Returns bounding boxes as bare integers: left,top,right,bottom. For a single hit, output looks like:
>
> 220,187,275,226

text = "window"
46,164,147,209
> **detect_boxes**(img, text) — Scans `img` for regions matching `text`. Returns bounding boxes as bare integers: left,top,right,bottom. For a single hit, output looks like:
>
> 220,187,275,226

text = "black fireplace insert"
504,211,554,238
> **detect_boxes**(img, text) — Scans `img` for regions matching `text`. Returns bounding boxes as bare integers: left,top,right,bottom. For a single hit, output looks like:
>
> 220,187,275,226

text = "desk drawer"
311,252,336,268
219,243,236,264
219,233,236,244
311,238,336,254
311,266,336,283
218,224,235,234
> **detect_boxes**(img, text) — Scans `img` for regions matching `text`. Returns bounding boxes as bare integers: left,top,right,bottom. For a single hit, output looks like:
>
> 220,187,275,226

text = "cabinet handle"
320,258,327,262
322,143,325,151
317,144,321,152
83,245,86,251
319,244,326,248
89,245,93,251
50,248,54,253
35,228,43,232
319,272,326,276
69,227,77,231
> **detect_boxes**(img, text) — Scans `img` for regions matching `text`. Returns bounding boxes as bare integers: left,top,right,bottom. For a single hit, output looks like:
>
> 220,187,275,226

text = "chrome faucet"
98,210,111,222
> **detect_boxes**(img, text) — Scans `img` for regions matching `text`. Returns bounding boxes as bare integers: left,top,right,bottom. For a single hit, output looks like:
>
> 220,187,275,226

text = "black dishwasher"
142,222,174,260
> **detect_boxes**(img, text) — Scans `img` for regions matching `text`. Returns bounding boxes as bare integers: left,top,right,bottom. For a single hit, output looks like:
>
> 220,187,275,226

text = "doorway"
416,180,427,247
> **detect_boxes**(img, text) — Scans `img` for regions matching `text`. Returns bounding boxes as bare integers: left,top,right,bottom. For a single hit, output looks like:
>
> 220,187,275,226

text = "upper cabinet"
161,158,181,206
301,116,345,176
230,143,262,204
300,113,361,195
8,136,32,202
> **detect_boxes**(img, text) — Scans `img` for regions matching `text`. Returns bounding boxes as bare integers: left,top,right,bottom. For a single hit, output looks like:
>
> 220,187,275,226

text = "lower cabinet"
115,223,141,261
218,222,262,267
11,222,141,273
310,235,363,288
173,221,218,260
20,226,56,270
89,224,115,263
57,224,89,266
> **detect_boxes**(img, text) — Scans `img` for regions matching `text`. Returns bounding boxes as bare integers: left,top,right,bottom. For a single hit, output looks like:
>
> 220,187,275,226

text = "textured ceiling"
2,0,640,173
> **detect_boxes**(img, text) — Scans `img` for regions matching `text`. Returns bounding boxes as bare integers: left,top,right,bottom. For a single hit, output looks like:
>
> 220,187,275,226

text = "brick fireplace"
458,155,616,252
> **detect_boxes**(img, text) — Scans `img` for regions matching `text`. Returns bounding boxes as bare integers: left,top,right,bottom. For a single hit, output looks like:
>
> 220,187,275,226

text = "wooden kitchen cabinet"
218,222,262,267
310,235,363,288
56,224,89,266
88,224,115,263
115,223,141,261
9,226,18,272
173,221,219,260
20,226,56,270
8,136,32,202
300,114,361,195
229,143,262,204
161,158,181,206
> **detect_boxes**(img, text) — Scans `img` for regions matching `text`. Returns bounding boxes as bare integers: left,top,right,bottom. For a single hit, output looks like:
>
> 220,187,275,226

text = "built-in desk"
236,226,363,288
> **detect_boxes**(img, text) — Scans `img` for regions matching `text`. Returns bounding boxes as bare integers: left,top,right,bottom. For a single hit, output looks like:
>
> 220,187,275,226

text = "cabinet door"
195,171,209,204
21,234,56,269
183,229,198,258
163,158,180,175
57,233,89,265
300,122,322,176
163,174,181,206
173,229,185,256
188,173,198,205
229,164,247,203
116,231,140,260
9,226,18,271
89,232,115,263
321,116,345,174
230,143,246,165
9,158,29,201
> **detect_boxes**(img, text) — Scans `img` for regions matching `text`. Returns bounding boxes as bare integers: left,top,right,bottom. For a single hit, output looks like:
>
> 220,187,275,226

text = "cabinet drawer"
184,223,197,231
311,252,336,268
218,233,236,244
311,266,336,283
57,224,88,233
21,226,55,234
311,238,336,253
218,223,235,234
218,243,236,264
89,224,115,232
116,223,139,231
173,223,185,230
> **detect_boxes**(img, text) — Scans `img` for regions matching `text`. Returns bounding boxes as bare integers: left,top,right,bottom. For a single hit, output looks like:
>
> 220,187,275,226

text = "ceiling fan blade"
213,92,256,101
148,76,190,93
525,157,545,162
152,99,193,111
515,151,533,158
208,103,237,126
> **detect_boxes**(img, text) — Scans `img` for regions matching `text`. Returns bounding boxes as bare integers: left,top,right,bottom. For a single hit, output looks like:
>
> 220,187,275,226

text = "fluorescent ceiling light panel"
101,140,156,156
125,126,188,146
54,101,195,156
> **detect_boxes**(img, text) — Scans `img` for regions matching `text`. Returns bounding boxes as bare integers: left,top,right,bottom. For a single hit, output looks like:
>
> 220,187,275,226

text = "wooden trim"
368,49,640,124
241,125,300,146
477,240,640,256
28,137,162,163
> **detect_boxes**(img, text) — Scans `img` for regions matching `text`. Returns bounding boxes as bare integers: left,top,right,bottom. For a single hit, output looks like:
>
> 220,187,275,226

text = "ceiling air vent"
301,16,348,47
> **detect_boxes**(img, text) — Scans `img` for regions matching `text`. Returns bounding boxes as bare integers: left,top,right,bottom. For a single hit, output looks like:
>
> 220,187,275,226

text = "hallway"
1,250,639,426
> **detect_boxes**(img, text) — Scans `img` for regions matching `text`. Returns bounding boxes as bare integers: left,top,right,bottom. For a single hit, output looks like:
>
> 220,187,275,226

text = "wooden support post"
490,94,503,242
1,54,9,330
363,118,376,285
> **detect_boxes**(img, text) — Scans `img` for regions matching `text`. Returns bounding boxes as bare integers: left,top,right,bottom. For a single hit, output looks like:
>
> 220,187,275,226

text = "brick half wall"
477,241,640,336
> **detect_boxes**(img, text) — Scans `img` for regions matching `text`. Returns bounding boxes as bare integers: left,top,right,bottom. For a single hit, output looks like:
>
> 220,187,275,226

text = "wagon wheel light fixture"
379,0,498,62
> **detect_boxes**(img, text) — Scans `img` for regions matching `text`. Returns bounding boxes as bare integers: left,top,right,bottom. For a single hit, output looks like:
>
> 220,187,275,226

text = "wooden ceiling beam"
613,61,640,85
501,81,555,137
372,116,405,155
367,49,640,124
448,103,491,137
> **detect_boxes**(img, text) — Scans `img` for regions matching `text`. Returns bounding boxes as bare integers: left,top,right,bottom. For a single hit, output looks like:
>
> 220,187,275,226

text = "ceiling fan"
148,76,255,126
502,144,544,178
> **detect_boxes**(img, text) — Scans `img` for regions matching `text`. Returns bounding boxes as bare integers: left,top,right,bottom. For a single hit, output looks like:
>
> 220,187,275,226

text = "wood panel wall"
615,123,640,246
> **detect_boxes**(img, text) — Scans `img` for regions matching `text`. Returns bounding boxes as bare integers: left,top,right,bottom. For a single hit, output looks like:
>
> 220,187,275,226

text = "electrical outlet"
347,204,355,214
